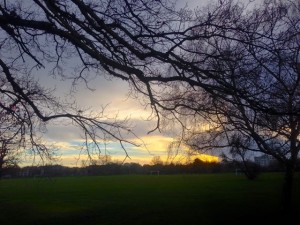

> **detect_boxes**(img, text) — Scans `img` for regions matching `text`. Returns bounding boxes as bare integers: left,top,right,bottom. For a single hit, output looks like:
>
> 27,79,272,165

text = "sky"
22,0,213,167
22,0,262,167
37,64,202,166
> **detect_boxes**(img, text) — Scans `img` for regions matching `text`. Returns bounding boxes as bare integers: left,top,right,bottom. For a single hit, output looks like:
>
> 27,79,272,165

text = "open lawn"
0,173,299,225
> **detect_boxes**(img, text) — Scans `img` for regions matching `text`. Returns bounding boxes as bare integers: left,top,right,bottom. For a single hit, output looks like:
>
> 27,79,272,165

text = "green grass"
0,173,299,225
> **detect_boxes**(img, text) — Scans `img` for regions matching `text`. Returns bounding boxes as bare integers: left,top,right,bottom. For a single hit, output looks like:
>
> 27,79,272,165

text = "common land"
0,173,299,225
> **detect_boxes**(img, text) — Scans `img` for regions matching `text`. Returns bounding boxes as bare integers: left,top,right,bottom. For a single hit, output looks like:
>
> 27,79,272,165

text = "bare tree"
0,0,182,168
0,98,22,174
0,140,21,176
0,58,137,167
151,155,163,166
221,134,261,180
143,0,300,212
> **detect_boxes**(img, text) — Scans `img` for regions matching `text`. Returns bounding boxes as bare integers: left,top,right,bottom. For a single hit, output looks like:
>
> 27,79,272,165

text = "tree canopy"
153,0,300,211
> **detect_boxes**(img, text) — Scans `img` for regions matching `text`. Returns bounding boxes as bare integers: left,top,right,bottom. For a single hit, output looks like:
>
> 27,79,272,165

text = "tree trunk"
281,163,295,213
0,159,3,179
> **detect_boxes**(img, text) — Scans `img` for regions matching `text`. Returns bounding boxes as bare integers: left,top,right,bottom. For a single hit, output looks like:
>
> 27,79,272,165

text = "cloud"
33,37,219,167
44,124,82,142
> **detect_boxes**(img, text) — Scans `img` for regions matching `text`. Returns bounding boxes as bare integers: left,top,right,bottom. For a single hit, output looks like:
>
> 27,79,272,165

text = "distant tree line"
2,158,300,179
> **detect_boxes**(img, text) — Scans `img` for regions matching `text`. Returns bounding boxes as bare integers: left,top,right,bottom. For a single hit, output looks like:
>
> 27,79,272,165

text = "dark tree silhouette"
0,0,181,167
0,99,22,175
147,0,300,212
0,140,21,177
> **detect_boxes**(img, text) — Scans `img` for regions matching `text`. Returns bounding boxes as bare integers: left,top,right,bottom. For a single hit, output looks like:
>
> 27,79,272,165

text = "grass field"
0,173,299,225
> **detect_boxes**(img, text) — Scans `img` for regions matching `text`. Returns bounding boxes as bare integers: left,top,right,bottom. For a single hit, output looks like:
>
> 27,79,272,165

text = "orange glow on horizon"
19,134,220,167
196,154,219,163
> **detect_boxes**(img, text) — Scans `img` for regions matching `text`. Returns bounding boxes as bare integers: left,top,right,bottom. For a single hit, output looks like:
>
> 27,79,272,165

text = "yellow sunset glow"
135,135,174,152
193,154,220,163
41,134,220,167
